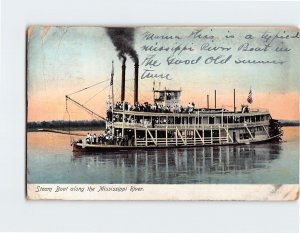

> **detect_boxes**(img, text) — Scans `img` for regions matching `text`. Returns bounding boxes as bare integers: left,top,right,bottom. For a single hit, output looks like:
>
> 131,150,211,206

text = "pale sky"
27,26,299,121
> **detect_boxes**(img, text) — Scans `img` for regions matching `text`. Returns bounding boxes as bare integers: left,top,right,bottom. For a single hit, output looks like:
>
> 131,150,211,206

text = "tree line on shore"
279,120,300,127
27,120,106,130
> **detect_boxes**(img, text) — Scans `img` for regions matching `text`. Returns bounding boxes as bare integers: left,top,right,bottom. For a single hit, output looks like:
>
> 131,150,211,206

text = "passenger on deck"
86,133,91,144
89,134,93,144
99,134,105,144
114,101,199,114
152,119,155,128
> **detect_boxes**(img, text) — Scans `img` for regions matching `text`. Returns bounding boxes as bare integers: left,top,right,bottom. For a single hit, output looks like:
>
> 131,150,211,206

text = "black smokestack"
106,27,139,103
121,55,126,102
134,63,139,103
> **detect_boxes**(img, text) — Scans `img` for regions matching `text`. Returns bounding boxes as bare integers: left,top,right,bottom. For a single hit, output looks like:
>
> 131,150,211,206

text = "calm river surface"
27,127,299,184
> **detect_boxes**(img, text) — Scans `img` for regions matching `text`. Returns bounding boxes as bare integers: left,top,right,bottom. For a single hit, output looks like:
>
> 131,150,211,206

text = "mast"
234,89,236,113
153,81,155,104
214,90,216,109
207,95,209,109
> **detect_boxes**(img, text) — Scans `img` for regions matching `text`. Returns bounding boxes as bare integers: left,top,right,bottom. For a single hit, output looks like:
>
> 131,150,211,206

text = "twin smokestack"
121,55,126,102
106,27,139,103
134,62,139,104
120,56,139,103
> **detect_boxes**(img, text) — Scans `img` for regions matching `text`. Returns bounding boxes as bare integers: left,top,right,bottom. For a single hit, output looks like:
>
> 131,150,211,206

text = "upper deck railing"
111,120,270,129
112,108,270,117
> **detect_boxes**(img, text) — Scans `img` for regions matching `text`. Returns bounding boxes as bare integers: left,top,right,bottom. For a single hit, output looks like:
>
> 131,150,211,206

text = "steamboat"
70,61,283,152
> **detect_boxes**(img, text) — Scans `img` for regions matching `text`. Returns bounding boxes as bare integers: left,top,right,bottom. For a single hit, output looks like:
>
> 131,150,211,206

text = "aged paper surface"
26,26,299,200
27,184,299,201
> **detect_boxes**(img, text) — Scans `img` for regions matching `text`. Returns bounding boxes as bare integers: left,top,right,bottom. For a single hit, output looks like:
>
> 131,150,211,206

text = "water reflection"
71,143,282,184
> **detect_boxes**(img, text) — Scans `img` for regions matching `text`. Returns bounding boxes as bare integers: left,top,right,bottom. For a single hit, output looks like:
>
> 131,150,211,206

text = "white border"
1,0,299,232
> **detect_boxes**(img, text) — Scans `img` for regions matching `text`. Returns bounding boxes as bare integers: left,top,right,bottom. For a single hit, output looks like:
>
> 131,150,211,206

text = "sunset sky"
27,26,299,121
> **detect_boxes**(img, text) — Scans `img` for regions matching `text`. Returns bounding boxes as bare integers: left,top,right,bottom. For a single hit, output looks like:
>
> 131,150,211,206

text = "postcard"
26,26,299,200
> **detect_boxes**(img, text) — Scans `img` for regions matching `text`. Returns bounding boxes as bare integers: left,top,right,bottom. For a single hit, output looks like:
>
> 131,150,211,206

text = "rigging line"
125,89,134,99
114,81,149,103
117,84,133,97
83,84,111,105
63,98,71,135
114,82,122,99
67,78,110,96
115,82,149,103
115,86,121,100
123,84,149,102
66,97,105,120
140,83,155,97
66,107,71,135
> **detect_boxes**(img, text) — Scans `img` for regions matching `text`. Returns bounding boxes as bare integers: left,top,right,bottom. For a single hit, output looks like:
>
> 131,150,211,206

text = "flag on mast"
110,60,114,86
247,88,253,104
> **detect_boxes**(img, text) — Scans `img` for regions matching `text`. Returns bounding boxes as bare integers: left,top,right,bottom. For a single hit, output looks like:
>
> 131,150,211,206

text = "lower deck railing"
136,136,229,147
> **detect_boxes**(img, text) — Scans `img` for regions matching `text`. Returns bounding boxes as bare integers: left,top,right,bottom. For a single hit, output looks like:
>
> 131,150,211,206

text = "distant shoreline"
27,127,105,133
27,120,106,132
278,120,300,127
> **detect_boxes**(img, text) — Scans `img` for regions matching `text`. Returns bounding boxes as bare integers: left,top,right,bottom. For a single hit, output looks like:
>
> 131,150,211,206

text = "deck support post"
194,128,196,145
175,127,178,146
226,126,229,142
202,124,205,145
221,109,224,127
219,125,221,144
121,127,124,138
134,129,137,146
165,127,168,146
210,126,213,144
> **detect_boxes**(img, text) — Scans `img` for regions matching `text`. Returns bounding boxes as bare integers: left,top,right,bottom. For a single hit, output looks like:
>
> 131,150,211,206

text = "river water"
27,127,299,184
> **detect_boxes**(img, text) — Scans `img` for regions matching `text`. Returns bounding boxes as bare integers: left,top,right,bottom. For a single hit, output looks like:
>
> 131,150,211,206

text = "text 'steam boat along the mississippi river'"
70,59,283,153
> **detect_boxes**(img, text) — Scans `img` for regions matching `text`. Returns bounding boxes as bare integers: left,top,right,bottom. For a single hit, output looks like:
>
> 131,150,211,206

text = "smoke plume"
121,54,127,65
106,27,139,63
